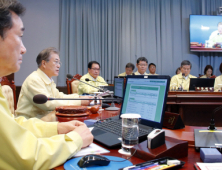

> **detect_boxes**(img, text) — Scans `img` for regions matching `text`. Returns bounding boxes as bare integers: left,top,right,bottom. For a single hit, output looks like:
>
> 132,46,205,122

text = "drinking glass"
119,114,141,155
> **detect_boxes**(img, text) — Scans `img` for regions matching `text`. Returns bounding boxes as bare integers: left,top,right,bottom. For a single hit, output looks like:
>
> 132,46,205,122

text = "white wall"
15,0,60,85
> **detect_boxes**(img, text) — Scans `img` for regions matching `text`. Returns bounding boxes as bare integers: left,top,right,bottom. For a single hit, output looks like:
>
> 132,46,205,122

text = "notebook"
91,75,170,148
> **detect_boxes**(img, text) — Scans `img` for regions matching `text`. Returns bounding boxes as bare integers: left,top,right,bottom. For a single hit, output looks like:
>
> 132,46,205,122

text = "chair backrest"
0,76,16,110
1,85,15,115
66,74,82,94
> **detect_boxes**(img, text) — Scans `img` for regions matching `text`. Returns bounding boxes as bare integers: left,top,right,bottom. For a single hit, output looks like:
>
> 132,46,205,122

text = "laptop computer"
91,75,170,148
189,78,215,91
103,76,125,103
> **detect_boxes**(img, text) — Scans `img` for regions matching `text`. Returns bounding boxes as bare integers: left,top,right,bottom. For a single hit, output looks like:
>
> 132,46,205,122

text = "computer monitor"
120,75,170,129
189,78,215,91
114,76,124,98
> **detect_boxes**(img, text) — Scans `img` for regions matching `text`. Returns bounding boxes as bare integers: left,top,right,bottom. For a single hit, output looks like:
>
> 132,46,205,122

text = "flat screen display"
190,15,222,52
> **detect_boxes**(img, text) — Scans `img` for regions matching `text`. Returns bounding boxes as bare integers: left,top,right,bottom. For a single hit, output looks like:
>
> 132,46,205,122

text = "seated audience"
170,60,197,91
78,61,108,95
214,63,222,91
134,57,148,75
176,67,181,74
16,47,91,120
0,1,93,169
118,62,135,76
200,65,215,78
148,63,158,75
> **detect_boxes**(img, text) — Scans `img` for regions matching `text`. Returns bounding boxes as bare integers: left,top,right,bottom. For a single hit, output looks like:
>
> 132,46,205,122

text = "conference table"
53,102,222,170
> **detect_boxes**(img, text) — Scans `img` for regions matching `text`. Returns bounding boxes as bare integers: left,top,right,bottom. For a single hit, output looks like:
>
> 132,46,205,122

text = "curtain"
58,0,222,86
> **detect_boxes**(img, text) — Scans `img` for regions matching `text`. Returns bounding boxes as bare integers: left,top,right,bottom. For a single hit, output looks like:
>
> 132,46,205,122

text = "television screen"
190,15,222,52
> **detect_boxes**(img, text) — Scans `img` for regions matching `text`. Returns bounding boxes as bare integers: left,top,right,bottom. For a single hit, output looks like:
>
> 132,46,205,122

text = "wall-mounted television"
190,15,222,52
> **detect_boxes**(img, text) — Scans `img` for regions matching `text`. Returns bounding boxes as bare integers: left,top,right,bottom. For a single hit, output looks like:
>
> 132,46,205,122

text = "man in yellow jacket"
170,60,196,91
134,57,149,75
78,61,108,95
16,47,91,120
118,63,135,76
0,0,93,169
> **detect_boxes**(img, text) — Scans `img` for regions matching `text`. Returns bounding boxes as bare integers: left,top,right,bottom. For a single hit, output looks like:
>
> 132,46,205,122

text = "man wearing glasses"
16,47,92,120
78,61,108,95
135,57,149,75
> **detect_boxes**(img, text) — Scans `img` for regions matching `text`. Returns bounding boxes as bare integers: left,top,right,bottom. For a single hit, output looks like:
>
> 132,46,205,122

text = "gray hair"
36,47,59,67
181,60,192,69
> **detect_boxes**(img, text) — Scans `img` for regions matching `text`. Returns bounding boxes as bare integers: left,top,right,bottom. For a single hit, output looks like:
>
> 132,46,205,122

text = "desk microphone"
67,74,104,92
33,94,121,104
85,78,107,84
208,105,222,130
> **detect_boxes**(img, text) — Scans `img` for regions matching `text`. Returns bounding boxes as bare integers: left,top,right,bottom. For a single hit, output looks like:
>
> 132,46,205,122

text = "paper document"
73,143,110,157
197,162,222,170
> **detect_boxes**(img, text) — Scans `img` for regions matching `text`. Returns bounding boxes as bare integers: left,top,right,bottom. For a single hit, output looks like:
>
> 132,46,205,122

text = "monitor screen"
114,77,124,98
189,78,215,91
190,15,222,52
120,75,170,129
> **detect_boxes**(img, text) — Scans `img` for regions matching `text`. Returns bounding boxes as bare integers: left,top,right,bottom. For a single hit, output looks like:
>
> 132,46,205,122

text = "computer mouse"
78,154,110,168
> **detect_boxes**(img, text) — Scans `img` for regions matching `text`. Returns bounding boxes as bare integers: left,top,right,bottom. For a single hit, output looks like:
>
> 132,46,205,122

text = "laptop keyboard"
94,119,153,137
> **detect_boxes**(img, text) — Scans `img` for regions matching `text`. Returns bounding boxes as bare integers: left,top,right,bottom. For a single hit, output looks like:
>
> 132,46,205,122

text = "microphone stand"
208,105,222,130
72,77,104,92
104,93,120,111
85,78,107,84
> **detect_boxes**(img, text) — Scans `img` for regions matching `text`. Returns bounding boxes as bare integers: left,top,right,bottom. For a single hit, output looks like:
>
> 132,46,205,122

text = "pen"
119,162,154,170
121,162,158,170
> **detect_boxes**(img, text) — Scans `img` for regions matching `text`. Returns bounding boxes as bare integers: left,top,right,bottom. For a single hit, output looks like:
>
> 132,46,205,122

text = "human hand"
57,120,85,134
80,96,94,106
74,125,94,148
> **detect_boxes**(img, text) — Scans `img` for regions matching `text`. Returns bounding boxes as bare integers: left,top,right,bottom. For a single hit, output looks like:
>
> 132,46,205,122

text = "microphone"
33,94,122,104
67,74,104,92
85,78,107,84
67,74,74,79
208,105,222,130
33,94,48,104
182,73,185,78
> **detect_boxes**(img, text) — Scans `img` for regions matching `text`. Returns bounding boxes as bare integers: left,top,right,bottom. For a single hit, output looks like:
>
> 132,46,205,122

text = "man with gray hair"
16,47,92,120
0,0,93,169
118,62,135,76
170,60,196,91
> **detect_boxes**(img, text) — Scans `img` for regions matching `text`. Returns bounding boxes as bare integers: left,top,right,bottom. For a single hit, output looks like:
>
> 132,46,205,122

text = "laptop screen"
114,77,124,98
119,75,170,129
189,78,215,91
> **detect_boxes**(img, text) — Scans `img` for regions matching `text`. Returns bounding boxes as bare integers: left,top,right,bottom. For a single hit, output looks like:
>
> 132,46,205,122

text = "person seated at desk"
214,63,222,91
134,57,149,75
118,62,135,76
148,63,158,75
208,22,222,48
176,67,181,74
170,60,196,91
16,47,91,121
78,61,108,95
0,1,93,169
200,65,215,78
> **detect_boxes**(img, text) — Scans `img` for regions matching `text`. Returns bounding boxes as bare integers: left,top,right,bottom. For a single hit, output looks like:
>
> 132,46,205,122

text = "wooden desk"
54,106,222,170
166,91,222,126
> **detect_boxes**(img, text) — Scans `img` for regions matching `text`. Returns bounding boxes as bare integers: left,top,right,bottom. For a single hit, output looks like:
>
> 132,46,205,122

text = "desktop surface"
54,125,222,170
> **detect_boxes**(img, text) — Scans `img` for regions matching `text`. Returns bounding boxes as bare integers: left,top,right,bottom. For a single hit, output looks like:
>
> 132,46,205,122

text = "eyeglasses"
53,61,62,66
138,64,147,67
91,68,100,71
